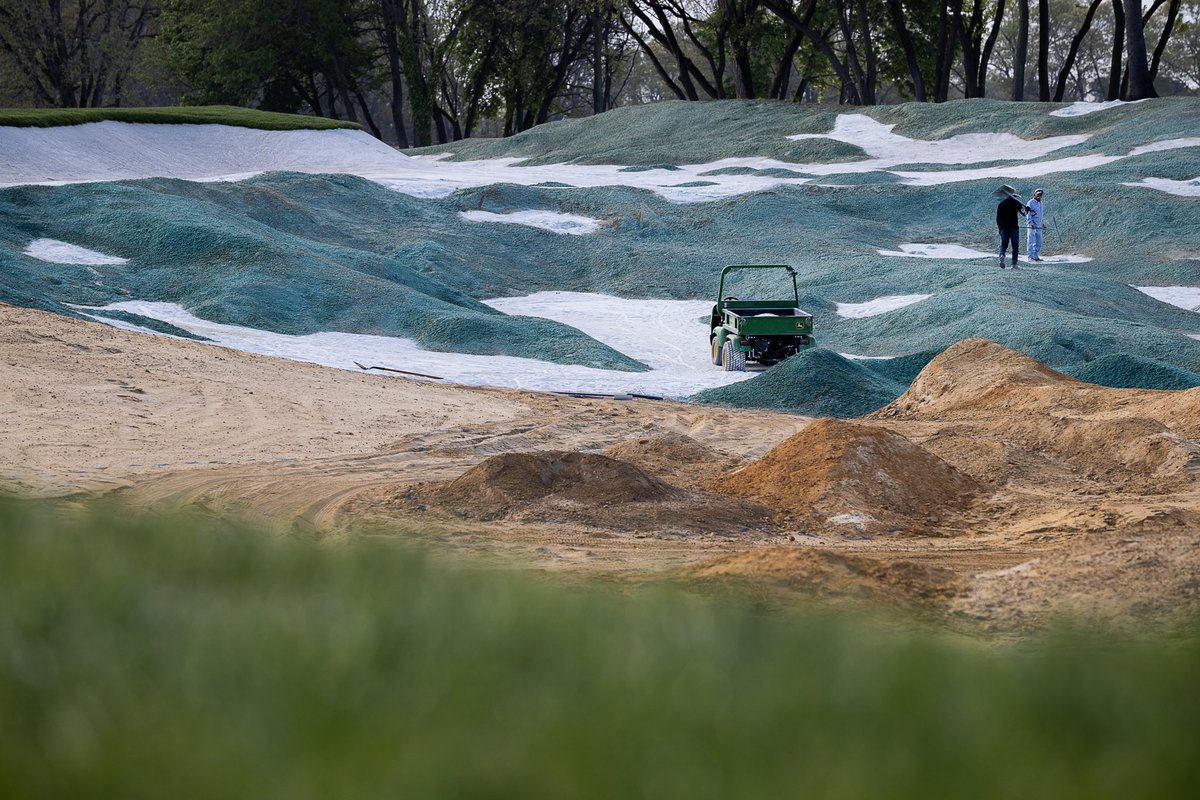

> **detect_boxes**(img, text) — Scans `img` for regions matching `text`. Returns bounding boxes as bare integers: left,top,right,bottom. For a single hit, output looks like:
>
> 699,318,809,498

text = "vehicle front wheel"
722,341,746,372
712,338,724,366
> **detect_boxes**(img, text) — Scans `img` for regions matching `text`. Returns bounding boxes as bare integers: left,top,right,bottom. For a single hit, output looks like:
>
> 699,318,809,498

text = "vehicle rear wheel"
722,341,746,372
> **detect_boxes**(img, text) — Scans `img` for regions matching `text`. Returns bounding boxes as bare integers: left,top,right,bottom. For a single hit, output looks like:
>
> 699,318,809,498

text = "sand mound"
715,418,980,531
881,338,1082,418
1006,416,1200,488
603,432,743,486
419,450,773,532
685,547,965,608
433,451,675,517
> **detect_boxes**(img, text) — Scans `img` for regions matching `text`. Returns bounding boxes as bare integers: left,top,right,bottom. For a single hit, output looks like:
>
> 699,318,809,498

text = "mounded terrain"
5,303,1199,632
2,99,1200,631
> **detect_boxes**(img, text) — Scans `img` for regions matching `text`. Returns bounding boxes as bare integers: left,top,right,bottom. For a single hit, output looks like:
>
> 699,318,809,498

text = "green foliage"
160,0,375,116
1,495,1199,797
0,105,360,130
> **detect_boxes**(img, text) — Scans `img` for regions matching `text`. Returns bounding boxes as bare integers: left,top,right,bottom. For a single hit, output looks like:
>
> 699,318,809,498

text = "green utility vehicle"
709,264,814,371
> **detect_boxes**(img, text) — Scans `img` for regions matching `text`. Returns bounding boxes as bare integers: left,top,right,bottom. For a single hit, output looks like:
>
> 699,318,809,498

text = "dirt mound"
714,418,981,531
433,451,675,517
603,432,743,486
685,547,965,609
1036,416,1200,486
421,450,771,532
1142,390,1200,439
879,338,1085,419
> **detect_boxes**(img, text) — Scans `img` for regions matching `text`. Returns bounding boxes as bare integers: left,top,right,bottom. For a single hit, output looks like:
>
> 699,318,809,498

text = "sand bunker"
835,294,931,318
460,210,602,234
23,238,128,265
714,418,980,532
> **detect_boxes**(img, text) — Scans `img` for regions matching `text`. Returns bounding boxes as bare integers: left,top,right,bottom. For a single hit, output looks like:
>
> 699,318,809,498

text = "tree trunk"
1037,0,1050,100
975,0,1006,98
1053,0,1104,101
592,10,605,114
770,30,805,100
1149,0,1182,82
762,0,861,103
619,14,687,99
885,0,925,101
1013,0,1028,100
1123,0,1159,98
933,0,954,101
1107,0,1126,100
381,0,410,148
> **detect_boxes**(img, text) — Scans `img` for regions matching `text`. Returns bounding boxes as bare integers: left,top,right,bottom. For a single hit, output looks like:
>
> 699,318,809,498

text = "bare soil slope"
715,418,981,533
5,307,1199,632
405,450,772,533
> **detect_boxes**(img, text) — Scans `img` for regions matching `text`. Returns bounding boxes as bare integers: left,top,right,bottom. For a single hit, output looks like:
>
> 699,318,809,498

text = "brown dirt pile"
880,338,1200,428
419,450,771,533
881,338,1099,419
713,418,980,531
684,547,965,609
603,431,743,487
876,339,1200,490
435,451,676,513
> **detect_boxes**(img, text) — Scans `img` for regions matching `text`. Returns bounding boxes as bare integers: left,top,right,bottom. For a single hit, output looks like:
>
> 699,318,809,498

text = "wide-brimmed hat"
992,184,1020,198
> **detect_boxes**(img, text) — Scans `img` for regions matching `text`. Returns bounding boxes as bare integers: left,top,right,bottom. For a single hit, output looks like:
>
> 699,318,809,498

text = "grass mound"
0,105,361,130
1067,353,1200,390
5,98,1200,398
0,175,645,371
692,348,907,417
3,496,1200,797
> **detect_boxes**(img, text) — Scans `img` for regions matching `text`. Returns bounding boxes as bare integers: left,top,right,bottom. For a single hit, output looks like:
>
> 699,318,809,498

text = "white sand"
460,210,602,234
77,294,755,398
788,114,1090,166
1050,100,1146,117
835,295,931,318
1128,138,1200,156
877,243,1093,263
2,112,1192,204
1123,177,1200,197
877,243,995,259
23,238,128,264
892,154,1124,186
894,138,1200,187
0,122,410,186
1133,286,1200,312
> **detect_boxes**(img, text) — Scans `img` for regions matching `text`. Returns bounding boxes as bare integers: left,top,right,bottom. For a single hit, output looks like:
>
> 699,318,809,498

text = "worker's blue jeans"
999,228,1019,264
1029,227,1043,260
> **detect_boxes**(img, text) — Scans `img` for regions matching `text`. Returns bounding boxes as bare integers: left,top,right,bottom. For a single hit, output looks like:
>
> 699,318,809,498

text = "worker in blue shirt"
1026,188,1045,262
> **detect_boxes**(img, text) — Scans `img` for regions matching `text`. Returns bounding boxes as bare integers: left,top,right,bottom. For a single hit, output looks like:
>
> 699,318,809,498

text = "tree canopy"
1,0,1196,144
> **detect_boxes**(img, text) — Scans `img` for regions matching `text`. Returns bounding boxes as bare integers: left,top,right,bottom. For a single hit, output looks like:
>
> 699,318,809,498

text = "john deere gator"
709,264,814,371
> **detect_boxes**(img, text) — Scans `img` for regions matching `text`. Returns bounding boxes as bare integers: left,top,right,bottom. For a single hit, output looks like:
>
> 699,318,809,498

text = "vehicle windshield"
721,268,796,302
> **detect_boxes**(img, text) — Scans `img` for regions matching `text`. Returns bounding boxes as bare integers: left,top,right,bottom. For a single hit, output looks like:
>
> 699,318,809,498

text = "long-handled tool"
353,361,443,380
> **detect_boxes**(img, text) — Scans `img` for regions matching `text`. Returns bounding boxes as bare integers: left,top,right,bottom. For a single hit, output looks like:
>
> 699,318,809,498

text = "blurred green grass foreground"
1,495,1198,799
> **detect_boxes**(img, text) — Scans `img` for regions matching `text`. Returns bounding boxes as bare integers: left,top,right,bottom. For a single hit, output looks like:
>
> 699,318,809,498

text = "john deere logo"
795,321,804,329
